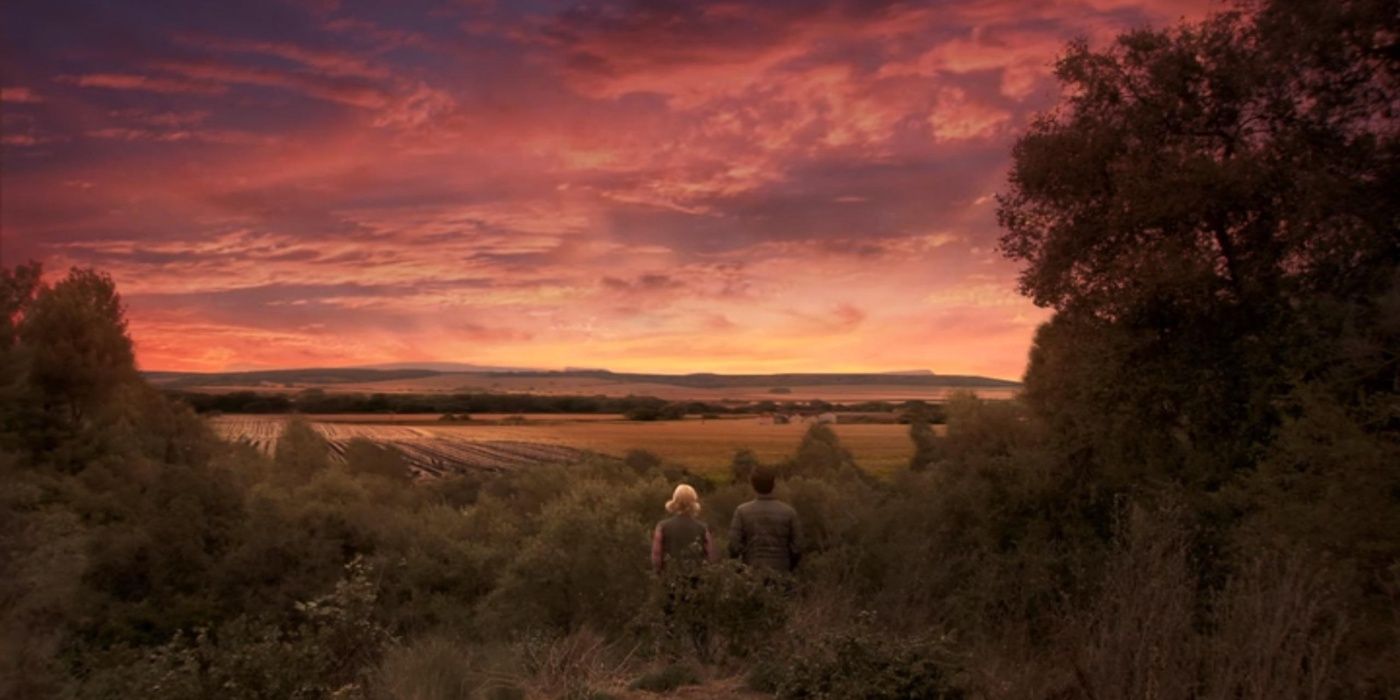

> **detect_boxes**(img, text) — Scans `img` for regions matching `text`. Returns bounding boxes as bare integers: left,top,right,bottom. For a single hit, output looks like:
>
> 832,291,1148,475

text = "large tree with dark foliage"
998,3,1399,687
998,0,1398,487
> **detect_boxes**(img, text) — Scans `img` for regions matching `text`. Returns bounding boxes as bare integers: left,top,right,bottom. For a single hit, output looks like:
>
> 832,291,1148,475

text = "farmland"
211,415,589,477
211,414,923,477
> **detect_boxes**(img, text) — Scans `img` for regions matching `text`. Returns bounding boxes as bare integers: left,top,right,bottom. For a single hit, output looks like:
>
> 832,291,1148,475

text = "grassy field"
213,414,925,476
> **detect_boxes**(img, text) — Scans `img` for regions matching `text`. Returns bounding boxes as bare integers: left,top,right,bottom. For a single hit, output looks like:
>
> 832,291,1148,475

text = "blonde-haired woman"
651,484,715,574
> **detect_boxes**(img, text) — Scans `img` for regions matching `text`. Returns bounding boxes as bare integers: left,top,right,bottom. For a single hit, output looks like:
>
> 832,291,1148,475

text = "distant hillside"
352,361,534,373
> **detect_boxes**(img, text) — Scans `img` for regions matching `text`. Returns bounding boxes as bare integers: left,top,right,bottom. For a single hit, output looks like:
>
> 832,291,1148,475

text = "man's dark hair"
751,468,776,495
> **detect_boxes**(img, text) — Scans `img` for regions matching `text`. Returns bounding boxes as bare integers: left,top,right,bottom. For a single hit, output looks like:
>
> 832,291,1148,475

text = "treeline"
170,390,949,422
171,389,744,417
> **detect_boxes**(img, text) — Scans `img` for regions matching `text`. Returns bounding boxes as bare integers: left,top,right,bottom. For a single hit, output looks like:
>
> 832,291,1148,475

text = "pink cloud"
62,72,228,94
1,86,44,103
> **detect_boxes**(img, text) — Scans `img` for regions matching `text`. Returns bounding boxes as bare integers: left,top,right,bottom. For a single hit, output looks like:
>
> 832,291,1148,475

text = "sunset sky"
2,0,1215,378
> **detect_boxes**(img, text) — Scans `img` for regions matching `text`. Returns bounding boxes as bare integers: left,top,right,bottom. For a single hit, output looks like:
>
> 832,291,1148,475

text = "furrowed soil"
210,414,925,476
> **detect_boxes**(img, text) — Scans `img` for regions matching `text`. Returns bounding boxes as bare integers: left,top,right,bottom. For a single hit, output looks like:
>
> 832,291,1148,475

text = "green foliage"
624,402,688,421
0,262,42,347
274,418,332,484
628,663,701,692
0,263,42,450
623,448,662,475
79,557,393,699
480,477,656,635
1000,0,1400,491
729,447,761,483
992,2,1399,686
1,266,150,467
21,268,136,432
342,438,413,482
790,423,858,478
646,559,790,661
372,634,484,700
907,410,939,472
773,617,963,700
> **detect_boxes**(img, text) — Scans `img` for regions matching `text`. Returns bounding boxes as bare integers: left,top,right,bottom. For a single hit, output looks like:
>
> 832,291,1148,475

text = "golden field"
212,414,929,476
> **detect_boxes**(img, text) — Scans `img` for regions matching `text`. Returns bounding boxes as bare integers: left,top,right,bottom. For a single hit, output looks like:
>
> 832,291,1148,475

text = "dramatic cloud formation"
1,0,1216,378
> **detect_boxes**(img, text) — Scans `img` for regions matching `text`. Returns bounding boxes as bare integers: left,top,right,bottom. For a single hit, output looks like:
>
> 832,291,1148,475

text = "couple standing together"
650,469,803,576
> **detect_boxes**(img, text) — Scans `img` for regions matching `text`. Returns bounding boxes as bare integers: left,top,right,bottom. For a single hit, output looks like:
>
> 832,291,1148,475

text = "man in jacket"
728,468,803,573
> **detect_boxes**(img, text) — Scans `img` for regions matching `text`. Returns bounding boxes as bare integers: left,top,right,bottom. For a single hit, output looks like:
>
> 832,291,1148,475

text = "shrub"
774,617,963,700
79,557,393,699
372,634,483,700
515,629,631,699
790,423,861,479
343,438,413,482
645,559,790,661
623,448,662,475
273,418,330,483
746,657,785,693
479,478,655,635
908,412,939,472
629,663,701,692
728,448,760,484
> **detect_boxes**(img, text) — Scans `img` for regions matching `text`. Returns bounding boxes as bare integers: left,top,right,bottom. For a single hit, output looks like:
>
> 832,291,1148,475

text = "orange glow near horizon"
2,0,1214,380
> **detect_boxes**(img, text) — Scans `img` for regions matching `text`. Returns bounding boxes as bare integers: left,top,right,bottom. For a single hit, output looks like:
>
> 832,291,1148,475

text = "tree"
729,447,761,483
274,419,331,483
907,409,940,472
1,262,42,349
0,264,43,449
792,422,858,477
997,0,1399,485
20,268,137,430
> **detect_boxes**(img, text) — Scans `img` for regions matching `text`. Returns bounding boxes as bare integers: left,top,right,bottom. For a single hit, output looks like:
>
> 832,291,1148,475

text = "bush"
790,423,861,479
343,438,413,482
629,663,701,692
273,418,330,483
373,633,484,700
480,478,656,635
645,559,791,661
729,448,760,484
623,449,663,475
774,617,963,700
80,557,393,699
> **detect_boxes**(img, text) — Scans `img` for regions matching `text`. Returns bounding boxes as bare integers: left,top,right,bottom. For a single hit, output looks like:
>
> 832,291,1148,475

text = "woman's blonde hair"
665,483,701,516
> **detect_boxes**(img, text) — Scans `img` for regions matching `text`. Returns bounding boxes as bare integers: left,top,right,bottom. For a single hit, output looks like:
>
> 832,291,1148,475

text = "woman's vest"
659,515,708,567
